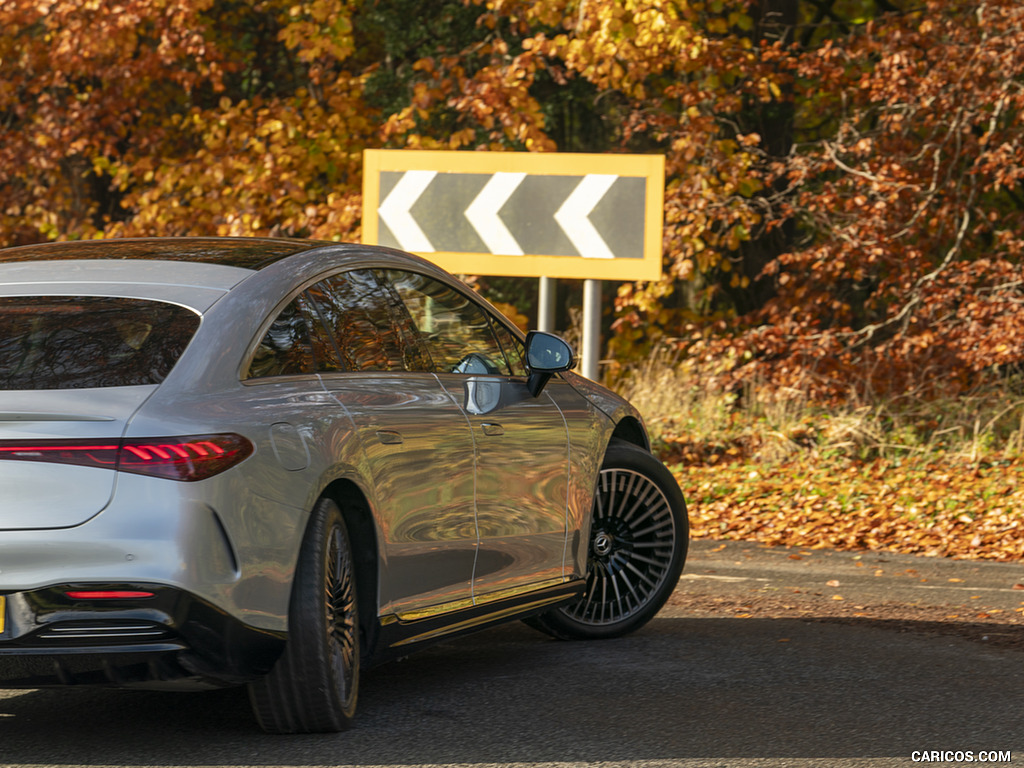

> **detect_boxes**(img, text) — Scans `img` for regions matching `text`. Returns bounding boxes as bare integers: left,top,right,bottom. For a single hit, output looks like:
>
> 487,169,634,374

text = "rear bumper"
0,584,284,689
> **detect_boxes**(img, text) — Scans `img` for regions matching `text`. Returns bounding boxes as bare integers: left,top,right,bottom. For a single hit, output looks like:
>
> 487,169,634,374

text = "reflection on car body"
0,237,688,733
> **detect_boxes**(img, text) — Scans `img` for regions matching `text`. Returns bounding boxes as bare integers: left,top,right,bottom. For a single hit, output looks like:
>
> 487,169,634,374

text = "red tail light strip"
0,434,253,482
65,590,156,600
122,441,224,461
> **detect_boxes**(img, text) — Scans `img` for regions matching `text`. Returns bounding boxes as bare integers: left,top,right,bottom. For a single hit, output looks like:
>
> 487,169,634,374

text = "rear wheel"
248,498,359,733
528,442,688,640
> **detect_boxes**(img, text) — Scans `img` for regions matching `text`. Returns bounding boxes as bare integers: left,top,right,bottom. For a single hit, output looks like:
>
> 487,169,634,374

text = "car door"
380,269,572,600
307,270,479,618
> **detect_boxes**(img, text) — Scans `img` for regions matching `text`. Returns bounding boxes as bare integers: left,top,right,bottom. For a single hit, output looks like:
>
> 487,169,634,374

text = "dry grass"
608,348,1024,466
606,350,1024,561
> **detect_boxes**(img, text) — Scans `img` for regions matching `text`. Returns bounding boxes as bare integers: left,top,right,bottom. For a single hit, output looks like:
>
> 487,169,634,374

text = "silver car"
0,237,687,733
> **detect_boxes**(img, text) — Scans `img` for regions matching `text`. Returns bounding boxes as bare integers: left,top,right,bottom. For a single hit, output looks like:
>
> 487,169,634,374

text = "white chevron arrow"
464,172,527,255
378,170,437,253
554,174,618,259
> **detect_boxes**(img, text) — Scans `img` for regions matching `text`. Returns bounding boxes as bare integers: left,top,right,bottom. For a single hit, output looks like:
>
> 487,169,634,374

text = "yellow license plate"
0,595,5,634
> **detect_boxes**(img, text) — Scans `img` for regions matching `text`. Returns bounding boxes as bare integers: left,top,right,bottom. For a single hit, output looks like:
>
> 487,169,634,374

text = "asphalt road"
1,540,1021,768
677,540,1024,649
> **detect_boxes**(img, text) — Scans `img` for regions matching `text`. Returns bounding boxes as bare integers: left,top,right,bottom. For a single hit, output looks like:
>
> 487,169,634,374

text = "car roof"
0,236,328,270
0,237,463,313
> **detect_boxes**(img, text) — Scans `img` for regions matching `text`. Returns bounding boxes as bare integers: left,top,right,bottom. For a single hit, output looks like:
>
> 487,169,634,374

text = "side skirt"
369,579,584,665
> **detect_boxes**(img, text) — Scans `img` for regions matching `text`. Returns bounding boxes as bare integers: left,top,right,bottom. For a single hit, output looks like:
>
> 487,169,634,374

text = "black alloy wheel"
248,498,360,733
527,441,688,640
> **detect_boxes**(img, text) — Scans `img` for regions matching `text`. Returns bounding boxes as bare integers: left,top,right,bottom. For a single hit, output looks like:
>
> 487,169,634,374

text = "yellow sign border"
362,150,664,281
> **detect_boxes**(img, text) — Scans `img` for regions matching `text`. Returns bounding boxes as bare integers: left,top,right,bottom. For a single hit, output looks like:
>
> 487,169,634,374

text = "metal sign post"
538,276,555,333
362,150,664,379
582,279,602,381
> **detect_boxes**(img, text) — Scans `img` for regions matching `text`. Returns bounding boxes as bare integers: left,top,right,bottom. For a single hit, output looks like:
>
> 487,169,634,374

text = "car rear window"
0,296,201,390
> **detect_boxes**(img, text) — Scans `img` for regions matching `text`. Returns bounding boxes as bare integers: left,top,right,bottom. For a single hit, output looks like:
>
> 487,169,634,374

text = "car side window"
490,321,528,377
308,270,430,372
248,295,329,378
380,270,512,376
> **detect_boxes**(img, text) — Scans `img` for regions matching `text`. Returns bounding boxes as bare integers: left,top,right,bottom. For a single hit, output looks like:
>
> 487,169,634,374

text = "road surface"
0,540,1020,768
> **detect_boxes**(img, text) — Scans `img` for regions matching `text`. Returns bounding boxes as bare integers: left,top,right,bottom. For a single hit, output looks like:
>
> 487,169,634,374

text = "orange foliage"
0,0,372,243
4,0,1024,403
655,1,1024,401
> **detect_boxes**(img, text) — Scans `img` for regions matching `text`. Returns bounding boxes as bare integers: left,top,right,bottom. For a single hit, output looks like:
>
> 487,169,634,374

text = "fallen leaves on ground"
671,455,1024,561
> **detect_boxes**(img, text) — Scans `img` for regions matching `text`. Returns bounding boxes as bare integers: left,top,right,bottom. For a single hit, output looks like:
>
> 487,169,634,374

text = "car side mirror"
524,331,577,397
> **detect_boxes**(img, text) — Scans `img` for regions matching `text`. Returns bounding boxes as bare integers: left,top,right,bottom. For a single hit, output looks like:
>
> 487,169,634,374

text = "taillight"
65,590,156,600
0,433,253,482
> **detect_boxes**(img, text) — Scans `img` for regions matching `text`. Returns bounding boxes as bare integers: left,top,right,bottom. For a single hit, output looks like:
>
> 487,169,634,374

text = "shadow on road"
0,616,1020,765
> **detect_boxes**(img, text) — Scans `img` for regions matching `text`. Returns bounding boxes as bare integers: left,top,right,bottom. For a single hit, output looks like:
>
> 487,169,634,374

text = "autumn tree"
708,0,1024,399
574,0,1024,400
0,0,373,244
0,0,228,242
4,0,1024,403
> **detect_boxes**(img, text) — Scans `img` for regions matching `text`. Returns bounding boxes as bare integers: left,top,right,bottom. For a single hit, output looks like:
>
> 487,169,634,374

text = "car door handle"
480,422,504,436
375,429,404,445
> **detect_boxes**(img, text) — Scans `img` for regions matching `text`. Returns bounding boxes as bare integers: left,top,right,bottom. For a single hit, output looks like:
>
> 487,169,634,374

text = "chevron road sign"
362,150,664,281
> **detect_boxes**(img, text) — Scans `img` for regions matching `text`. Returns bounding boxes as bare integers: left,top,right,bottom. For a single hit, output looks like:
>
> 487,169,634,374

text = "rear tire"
248,498,360,733
527,442,688,640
